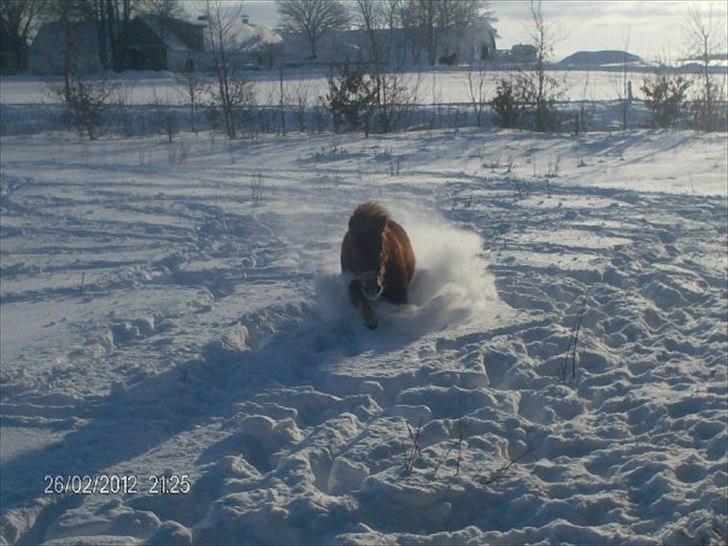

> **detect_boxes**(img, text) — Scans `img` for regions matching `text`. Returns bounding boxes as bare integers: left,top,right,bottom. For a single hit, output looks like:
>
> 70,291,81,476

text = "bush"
326,63,377,132
492,77,537,129
205,104,222,132
50,77,120,139
370,68,418,134
491,79,521,129
152,92,179,142
641,73,692,128
491,75,562,131
691,81,728,132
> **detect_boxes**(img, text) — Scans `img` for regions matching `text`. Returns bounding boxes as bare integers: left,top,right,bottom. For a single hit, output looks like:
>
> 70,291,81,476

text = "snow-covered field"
4,68,715,105
0,126,726,545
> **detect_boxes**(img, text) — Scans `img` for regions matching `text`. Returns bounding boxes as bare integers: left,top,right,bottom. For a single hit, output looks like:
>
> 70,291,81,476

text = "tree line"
1,0,496,75
276,0,495,65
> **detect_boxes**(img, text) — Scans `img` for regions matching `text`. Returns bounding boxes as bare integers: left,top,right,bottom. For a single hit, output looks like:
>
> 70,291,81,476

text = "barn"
28,21,104,75
28,15,206,74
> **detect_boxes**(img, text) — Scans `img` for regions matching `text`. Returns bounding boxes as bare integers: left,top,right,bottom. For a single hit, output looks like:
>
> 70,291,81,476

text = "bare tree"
575,69,593,133
619,33,633,130
203,0,255,139
0,0,48,73
385,0,402,30
93,0,134,71
351,0,420,133
405,1,439,65
277,65,289,134
609,30,634,130
45,0,89,100
152,89,178,142
291,81,310,132
467,61,489,126
684,4,727,131
49,75,122,139
353,0,410,67
354,0,385,64
525,0,563,131
373,68,420,132
175,68,206,135
401,0,494,65
276,0,350,60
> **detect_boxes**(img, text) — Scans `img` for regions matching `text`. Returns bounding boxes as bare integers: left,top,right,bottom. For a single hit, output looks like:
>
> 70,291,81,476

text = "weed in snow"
250,173,264,207
559,289,591,384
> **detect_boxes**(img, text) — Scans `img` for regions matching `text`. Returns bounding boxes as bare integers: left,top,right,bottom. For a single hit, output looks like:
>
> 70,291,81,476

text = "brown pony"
341,203,415,329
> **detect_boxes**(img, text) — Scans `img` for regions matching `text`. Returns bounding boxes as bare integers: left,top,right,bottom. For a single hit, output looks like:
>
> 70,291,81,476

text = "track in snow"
0,129,726,545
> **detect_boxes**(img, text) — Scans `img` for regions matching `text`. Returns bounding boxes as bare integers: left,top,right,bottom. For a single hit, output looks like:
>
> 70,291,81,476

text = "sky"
188,1,728,62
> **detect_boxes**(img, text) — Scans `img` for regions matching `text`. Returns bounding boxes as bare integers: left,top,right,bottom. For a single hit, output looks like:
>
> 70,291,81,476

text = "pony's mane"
349,202,389,234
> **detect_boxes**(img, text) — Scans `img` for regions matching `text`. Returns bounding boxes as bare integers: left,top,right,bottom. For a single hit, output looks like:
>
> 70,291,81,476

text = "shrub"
641,72,692,128
691,81,728,132
50,77,120,140
326,63,377,132
152,92,178,142
492,79,525,129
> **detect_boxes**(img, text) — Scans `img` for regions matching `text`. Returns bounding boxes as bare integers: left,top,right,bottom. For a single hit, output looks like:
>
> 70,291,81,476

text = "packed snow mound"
313,208,504,337
558,50,644,67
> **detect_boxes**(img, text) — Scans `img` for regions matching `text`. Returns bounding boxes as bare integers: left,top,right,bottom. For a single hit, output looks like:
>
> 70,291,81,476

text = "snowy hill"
558,50,646,68
0,127,727,545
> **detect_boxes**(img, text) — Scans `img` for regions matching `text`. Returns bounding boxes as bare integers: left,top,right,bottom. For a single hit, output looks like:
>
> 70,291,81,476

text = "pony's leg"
349,279,378,329
382,262,409,304
385,287,408,304
382,278,408,304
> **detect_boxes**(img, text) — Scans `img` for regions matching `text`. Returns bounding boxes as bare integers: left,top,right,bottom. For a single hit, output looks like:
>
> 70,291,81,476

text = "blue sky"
185,1,728,62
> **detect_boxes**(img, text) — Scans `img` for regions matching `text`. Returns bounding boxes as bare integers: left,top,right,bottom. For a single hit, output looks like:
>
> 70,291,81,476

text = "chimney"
242,15,250,25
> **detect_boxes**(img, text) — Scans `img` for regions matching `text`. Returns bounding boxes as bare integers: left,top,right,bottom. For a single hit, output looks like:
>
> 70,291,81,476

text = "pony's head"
349,203,389,300
359,269,383,300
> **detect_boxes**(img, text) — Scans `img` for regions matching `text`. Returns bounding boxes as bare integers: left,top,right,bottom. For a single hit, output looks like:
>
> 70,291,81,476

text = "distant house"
29,15,206,74
281,17,497,67
29,21,104,74
197,15,283,70
229,17,283,69
126,15,206,71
